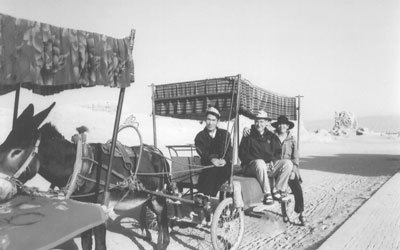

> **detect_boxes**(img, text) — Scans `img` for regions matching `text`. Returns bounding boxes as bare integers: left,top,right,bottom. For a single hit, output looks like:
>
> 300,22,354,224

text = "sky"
0,0,399,121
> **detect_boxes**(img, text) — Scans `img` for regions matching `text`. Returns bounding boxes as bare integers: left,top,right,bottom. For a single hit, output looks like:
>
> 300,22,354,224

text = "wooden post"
230,74,241,184
296,95,304,151
236,114,240,162
12,83,21,128
129,29,135,79
151,84,158,147
129,29,135,48
104,29,134,206
104,88,125,206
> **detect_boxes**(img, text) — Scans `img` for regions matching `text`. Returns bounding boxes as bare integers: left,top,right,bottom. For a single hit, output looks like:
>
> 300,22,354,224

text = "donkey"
0,103,171,250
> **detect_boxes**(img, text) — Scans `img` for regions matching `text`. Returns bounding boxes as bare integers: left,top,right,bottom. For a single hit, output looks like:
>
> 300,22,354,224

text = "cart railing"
166,144,202,199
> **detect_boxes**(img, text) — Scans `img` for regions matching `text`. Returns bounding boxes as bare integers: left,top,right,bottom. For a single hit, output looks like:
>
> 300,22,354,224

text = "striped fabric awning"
154,76,297,121
0,13,134,96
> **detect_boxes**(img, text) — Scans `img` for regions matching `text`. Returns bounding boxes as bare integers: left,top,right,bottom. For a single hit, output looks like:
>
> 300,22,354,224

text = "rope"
108,145,215,178
135,165,215,176
117,123,144,186
142,146,215,171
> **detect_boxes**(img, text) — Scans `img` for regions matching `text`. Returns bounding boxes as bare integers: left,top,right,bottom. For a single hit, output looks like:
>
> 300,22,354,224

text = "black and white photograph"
0,0,399,249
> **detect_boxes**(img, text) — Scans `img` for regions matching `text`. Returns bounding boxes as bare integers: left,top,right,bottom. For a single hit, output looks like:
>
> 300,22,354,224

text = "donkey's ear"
32,102,56,129
15,104,35,126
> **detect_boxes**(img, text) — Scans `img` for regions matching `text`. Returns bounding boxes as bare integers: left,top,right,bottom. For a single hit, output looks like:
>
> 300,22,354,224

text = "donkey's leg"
159,197,170,250
150,197,170,250
93,223,107,250
140,201,152,241
148,198,163,250
81,229,93,250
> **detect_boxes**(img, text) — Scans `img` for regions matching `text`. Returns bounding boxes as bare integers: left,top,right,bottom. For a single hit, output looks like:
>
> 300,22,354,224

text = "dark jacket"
195,127,233,165
239,125,281,166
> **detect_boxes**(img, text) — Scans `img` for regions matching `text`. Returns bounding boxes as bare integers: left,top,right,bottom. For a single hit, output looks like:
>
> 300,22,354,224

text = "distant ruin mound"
330,111,357,135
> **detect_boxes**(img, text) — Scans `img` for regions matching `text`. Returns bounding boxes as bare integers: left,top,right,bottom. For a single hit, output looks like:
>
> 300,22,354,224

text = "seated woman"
271,115,305,225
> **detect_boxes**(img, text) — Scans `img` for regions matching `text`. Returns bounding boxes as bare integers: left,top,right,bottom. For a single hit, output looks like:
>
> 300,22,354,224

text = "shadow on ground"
106,215,157,250
300,154,400,176
55,239,79,250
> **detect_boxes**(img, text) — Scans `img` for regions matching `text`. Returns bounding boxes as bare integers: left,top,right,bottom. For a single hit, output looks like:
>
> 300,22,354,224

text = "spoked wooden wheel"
211,197,245,250
145,206,159,231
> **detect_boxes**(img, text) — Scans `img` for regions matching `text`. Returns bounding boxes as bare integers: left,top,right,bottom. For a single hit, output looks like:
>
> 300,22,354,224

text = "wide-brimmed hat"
254,110,271,121
205,106,221,119
272,115,294,129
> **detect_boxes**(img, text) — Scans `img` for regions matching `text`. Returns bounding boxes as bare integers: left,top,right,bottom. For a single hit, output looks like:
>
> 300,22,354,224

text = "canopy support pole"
104,87,125,206
103,29,134,206
296,95,303,151
12,83,21,128
151,84,158,147
230,74,241,184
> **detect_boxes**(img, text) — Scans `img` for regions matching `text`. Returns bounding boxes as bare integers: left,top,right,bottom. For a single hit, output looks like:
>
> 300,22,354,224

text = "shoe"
194,193,210,206
273,191,287,201
299,213,305,226
263,194,274,205
194,193,205,205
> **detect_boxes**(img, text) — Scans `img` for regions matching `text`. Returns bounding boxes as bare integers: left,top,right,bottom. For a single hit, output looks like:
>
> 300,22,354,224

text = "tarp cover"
0,194,106,250
0,13,134,96
154,76,297,121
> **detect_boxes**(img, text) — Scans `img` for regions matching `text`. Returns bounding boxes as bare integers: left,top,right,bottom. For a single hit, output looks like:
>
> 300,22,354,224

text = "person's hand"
211,158,226,167
243,127,250,137
292,165,301,180
211,158,221,167
268,161,274,172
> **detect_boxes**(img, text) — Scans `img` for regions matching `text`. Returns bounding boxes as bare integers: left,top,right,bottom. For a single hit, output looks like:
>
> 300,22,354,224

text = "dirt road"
58,135,400,250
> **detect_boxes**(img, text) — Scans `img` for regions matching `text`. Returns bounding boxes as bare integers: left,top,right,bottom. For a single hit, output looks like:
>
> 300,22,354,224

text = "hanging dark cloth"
0,13,134,96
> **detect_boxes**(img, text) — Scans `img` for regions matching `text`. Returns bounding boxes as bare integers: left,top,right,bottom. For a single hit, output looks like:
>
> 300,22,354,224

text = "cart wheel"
211,197,244,250
146,206,158,231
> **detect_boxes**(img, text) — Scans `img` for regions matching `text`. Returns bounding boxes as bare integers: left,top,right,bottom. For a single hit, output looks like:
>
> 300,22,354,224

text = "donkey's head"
0,102,55,193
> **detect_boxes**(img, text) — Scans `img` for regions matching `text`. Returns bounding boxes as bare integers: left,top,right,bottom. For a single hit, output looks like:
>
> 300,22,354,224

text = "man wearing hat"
239,110,293,205
272,115,304,224
194,106,232,197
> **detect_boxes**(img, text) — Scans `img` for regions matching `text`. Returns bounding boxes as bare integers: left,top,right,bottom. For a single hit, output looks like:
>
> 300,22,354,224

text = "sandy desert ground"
1,104,399,250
